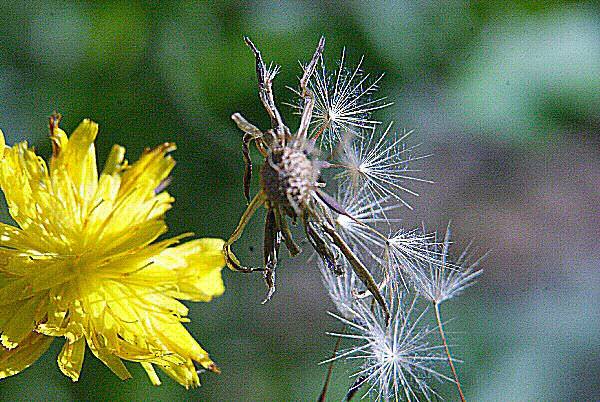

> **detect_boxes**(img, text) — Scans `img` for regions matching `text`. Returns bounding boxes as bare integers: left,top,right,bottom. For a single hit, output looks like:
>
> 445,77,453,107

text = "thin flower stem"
319,323,346,402
434,302,466,402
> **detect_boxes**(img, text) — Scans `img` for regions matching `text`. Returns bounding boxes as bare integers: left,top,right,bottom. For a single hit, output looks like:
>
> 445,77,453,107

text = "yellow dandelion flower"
0,115,225,388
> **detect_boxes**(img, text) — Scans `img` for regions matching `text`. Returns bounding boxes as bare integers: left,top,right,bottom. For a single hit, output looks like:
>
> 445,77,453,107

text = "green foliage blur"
0,1,599,400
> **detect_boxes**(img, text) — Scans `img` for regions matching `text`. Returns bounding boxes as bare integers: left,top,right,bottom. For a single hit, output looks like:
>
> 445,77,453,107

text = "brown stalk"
434,302,466,402
318,323,346,402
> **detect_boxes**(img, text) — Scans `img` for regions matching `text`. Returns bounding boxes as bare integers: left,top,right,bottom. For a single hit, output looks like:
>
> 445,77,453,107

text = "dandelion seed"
385,229,439,291
0,116,225,388
411,226,485,402
330,186,401,263
415,227,484,305
319,257,360,320
290,49,392,149
335,124,432,210
326,295,451,401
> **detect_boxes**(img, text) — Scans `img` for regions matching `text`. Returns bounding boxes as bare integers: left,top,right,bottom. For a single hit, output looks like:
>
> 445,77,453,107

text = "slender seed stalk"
346,375,365,401
313,119,331,141
434,302,466,402
325,162,351,169
319,323,346,402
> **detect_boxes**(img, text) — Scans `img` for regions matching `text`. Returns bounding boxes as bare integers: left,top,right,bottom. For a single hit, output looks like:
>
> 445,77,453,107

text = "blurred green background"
0,1,599,400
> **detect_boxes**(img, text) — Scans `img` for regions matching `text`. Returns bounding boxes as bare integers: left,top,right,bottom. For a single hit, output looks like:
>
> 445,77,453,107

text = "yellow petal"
98,220,167,258
50,119,99,203
0,295,46,349
115,337,185,366
49,114,68,154
57,337,85,381
150,318,210,364
158,359,200,389
85,332,132,381
0,144,43,230
155,238,226,302
87,189,169,250
0,332,54,379
0,224,43,260
100,145,126,176
119,142,176,198
141,362,161,386
0,277,31,306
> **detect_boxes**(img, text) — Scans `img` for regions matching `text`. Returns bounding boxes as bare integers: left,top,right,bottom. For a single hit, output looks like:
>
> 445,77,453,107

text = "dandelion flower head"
0,116,225,388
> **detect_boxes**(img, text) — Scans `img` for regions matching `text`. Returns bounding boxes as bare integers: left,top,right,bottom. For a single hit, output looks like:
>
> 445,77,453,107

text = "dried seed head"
260,147,317,210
